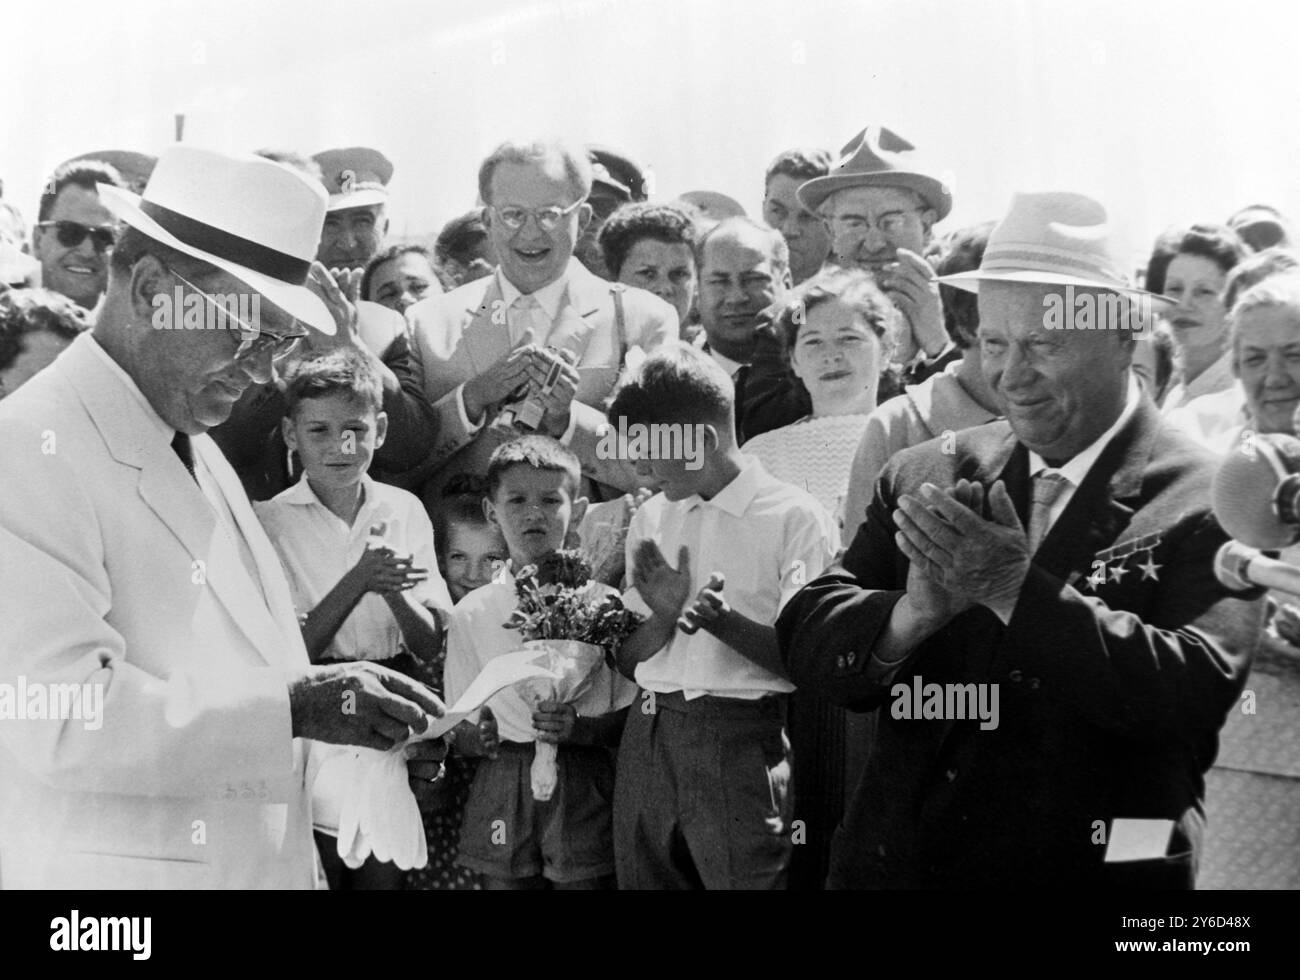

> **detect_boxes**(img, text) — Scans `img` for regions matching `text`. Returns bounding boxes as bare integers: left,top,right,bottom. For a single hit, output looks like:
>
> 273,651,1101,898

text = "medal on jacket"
1085,532,1163,590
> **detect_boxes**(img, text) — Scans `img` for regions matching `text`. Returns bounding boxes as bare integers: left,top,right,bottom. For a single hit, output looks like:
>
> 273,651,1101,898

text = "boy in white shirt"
445,436,636,889
608,343,840,889
255,348,452,888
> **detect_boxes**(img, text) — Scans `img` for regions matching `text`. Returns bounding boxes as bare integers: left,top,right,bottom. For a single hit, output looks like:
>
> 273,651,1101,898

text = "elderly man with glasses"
406,138,679,502
0,146,446,889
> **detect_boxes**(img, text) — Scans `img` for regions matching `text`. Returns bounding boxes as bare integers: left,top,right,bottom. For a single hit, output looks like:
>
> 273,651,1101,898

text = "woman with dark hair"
740,267,896,527
361,244,442,315
1148,223,1247,411
0,287,89,398
597,201,700,330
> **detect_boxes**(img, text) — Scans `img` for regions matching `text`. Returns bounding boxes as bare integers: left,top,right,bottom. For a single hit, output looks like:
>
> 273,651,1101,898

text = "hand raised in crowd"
678,571,729,635
632,540,693,620
304,260,362,350
351,543,429,595
532,698,577,744
462,343,549,422
877,248,947,360
895,478,982,626
454,705,500,759
895,479,1030,615
289,661,444,750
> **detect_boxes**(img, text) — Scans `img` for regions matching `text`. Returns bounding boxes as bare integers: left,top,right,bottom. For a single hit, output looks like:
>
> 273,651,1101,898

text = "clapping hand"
894,478,1030,614
352,544,429,595
678,571,728,635
632,540,692,620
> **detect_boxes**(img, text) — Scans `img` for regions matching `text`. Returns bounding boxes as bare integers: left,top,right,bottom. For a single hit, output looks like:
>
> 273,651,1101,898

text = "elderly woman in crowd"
1167,248,1300,452
597,201,700,338
362,243,443,314
1146,223,1246,411
0,286,90,398
741,266,896,527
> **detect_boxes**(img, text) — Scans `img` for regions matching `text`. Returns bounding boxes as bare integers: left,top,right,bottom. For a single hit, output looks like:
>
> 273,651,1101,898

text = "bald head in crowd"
695,217,791,369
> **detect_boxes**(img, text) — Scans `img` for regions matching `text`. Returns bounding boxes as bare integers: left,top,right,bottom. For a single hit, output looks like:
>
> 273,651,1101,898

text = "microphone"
1211,432,1300,549
1214,541,1300,596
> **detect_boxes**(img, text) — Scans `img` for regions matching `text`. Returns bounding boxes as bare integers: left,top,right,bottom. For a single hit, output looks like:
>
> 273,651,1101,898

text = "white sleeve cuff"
454,384,485,435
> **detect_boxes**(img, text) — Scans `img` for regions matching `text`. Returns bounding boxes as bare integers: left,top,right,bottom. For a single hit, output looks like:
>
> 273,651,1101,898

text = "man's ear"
129,254,170,322
577,203,594,235
281,415,298,452
373,410,389,450
920,207,938,239
482,494,500,530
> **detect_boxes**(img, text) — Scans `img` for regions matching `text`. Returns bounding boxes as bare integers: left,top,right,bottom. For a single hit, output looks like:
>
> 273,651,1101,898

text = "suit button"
836,655,847,671
1029,677,1041,690
1009,669,1023,683
945,769,958,782
846,651,858,668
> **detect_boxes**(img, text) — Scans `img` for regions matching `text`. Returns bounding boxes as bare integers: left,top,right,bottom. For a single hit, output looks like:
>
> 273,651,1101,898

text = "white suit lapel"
193,435,307,666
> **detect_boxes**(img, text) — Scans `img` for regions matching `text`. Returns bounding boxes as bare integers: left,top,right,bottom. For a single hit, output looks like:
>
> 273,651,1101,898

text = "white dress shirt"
254,473,451,661
623,458,841,699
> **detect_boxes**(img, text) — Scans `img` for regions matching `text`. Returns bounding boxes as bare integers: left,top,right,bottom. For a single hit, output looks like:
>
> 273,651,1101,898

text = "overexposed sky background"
2,0,1297,272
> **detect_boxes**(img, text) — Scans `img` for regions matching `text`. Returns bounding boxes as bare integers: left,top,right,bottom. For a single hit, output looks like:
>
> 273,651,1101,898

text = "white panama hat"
97,145,335,334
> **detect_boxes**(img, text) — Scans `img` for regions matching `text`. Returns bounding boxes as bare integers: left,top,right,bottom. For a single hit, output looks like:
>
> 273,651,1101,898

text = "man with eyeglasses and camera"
0,146,447,889
31,158,127,312
407,138,679,501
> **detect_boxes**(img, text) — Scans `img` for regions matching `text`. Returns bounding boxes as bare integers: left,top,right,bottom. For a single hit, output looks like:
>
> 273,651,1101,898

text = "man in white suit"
406,139,678,500
0,147,443,889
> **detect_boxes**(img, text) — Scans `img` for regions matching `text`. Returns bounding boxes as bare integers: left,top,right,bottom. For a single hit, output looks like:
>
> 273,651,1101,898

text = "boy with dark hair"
608,343,840,889
255,347,452,889
445,435,635,889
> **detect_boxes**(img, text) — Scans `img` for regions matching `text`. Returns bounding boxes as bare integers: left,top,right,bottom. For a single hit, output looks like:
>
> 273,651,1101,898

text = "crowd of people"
0,123,1294,890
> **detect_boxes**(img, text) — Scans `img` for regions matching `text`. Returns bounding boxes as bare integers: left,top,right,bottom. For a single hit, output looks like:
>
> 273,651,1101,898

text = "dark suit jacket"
776,400,1264,889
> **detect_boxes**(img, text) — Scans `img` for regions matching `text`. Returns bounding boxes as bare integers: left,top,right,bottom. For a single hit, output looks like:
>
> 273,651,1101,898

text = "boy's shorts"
456,741,616,883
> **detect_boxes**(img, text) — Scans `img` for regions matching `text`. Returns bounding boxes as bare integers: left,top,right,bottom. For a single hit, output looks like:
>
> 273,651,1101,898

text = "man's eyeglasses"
490,200,585,232
166,267,308,363
37,220,118,252
828,207,927,238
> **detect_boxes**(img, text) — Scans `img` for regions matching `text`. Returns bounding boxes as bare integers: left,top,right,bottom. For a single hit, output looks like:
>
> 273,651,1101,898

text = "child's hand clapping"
678,572,729,635
632,540,692,620
352,544,429,595
532,699,577,744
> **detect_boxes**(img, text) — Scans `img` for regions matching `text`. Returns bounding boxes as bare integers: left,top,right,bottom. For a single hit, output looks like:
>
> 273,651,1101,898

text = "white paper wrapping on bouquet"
517,639,607,802
308,649,560,871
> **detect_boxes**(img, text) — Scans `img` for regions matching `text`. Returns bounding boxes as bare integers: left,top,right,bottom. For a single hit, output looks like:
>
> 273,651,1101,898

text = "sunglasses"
166,267,308,363
37,220,118,252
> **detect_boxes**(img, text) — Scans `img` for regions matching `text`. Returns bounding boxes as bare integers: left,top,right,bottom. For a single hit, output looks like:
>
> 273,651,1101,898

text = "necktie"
1027,471,1071,553
510,294,546,346
171,431,197,482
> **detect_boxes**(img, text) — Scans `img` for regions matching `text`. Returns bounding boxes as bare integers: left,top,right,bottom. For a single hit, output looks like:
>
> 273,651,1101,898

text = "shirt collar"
706,346,747,378
84,334,173,442
678,457,765,517
282,471,378,511
497,262,572,321
1028,375,1141,484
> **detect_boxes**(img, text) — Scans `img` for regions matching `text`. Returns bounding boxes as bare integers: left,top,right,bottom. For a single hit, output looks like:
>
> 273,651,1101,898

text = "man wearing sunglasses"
0,146,446,889
32,158,126,312
407,138,679,501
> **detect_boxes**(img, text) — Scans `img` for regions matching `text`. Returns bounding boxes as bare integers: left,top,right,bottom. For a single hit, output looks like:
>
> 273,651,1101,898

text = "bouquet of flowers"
504,550,643,800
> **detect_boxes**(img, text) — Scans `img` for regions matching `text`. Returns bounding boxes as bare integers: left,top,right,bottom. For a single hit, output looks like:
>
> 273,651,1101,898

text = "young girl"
404,481,508,891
